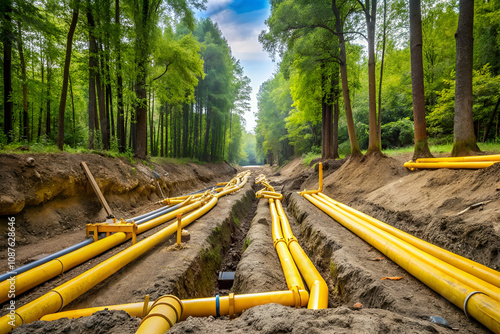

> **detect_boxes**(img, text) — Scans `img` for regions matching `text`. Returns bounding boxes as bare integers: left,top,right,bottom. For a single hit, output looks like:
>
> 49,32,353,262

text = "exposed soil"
3,152,500,333
0,152,236,252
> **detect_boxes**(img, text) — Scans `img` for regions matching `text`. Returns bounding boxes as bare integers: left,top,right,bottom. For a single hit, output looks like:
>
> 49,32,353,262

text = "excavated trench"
4,165,496,333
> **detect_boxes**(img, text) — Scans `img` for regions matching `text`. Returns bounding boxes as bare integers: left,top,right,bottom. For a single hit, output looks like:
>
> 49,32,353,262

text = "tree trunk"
183,104,189,157
377,0,387,147
160,107,164,156
46,56,51,137
69,74,76,147
115,0,125,152
410,0,433,159
332,0,361,157
365,0,381,154
452,0,479,156
203,105,211,161
2,0,13,142
38,55,44,140
482,96,500,142
87,2,97,149
333,100,340,159
133,0,149,158
57,2,79,150
17,21,29,141
97,45,110,149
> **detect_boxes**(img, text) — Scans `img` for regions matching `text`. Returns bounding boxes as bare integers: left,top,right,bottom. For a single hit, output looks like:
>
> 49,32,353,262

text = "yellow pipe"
180,289,308,320
269,199,305,290
316,193,500,289
311,194,500,302
1,172,250,332
40,302,154,320
0,201,203,304
40,289,308,328
404,161,496,170
417,154,500,163
136,295,183,334
303,193,500,333
256,190,283,201
274,199,328,309
0,197,219,333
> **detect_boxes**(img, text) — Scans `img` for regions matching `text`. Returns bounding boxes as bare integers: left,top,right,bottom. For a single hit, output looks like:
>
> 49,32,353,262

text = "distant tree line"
256,0,500,164
1,0,251,164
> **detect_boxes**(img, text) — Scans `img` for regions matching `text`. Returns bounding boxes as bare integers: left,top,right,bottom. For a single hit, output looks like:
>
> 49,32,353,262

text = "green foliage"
242,237,251,252
302,150,321,167
381,118,414,149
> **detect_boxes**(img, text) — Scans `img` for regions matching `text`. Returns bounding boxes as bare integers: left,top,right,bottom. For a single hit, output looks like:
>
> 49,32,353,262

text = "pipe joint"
274,238,287,249
286,238,298,247
138,295,183,332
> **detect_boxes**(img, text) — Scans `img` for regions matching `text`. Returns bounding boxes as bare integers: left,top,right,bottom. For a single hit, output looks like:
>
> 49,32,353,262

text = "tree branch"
153,62,170,81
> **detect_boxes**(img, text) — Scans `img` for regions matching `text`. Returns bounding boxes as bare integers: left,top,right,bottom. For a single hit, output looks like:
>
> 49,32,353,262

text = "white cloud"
211,8,269,61
201,3,275,132
205,0,233,14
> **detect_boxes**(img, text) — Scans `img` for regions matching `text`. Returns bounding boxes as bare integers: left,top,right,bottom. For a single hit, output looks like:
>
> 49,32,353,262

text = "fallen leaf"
369,257,385,261
353,302,363,309
381,276,404,281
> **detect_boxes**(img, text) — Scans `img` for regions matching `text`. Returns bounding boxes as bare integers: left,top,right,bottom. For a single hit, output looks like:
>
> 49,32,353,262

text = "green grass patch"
151,156,203,165
384,141,500,157
302,152,321,166
242,237,251,252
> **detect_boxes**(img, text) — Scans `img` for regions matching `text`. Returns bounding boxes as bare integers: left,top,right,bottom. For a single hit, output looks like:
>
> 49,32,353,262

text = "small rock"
352,302,363,309
26,157,35,167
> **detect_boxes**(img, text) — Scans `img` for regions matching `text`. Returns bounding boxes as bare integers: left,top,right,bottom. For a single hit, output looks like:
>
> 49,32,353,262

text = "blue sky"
196,0,277,132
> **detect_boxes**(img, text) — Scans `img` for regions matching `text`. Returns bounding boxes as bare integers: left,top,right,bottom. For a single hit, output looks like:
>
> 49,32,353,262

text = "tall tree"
115,0,125,152
57,0,80,150
452,0,480,156
2,0,13,142
409,0,432,159
331,0,362,157
17,21,29,141
358,0,381,154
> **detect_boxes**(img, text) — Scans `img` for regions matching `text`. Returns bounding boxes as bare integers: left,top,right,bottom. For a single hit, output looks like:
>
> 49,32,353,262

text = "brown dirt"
0,152,236,252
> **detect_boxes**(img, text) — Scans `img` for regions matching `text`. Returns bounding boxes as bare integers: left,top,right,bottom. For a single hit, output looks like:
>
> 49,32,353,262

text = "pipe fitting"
137,295,183,334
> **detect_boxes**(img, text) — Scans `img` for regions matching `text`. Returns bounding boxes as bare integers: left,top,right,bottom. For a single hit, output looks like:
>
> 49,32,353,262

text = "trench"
168,184,257,300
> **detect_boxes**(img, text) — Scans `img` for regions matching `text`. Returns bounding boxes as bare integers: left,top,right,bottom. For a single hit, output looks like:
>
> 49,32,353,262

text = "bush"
381,118,414,149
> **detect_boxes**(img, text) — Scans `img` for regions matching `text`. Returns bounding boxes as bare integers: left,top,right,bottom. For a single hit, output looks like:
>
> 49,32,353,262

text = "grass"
242,237,251,252
384,141,500,157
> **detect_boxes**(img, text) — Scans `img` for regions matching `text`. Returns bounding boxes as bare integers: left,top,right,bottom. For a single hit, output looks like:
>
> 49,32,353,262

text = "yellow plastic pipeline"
311,194,500,302
0,197,218,333
417,154,500,163
180,289,308,320
0,201,202,304
404,161,496,170
303,193,500,333
275,199,328,309
40,289,308,328
269,199,305,290
136,295,183,334
299,162,323,195
256,190,283,201
40,301,154,321
316,193,500,289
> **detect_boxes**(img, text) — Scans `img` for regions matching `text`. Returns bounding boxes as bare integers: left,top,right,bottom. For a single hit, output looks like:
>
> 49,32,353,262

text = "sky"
196,0,277,133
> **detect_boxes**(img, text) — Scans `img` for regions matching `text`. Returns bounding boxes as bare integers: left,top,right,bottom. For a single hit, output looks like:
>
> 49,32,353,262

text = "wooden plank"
80,161,114,218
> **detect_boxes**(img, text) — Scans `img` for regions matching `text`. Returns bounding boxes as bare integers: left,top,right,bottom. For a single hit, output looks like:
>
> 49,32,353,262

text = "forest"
256,0,500,165
1,0,500,166
1,0,251,163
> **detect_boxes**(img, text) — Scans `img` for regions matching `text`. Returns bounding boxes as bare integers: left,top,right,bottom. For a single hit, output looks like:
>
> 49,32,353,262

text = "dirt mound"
0,153,236,248
169,303,450,333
